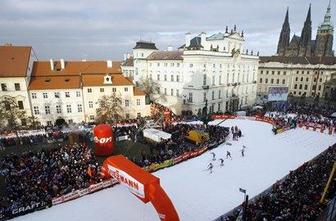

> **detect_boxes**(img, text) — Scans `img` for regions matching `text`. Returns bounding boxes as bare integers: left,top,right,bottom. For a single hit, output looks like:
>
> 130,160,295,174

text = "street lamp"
239,188,248,221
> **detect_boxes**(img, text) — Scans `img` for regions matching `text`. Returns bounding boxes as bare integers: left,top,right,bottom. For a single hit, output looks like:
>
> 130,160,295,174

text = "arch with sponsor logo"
102,155,180,221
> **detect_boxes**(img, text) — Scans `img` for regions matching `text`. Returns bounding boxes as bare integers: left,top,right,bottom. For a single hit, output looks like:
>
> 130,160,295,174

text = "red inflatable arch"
102,155,180,221
94,124,114,156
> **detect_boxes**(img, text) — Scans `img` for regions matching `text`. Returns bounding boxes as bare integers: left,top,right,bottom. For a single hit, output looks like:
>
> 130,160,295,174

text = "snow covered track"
14,119,335,221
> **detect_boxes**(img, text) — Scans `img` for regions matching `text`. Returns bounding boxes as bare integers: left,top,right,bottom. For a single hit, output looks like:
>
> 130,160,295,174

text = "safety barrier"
211,114,276,126
144,146,211,172
298,123,335,135
52,179,118,206
211,114,336,136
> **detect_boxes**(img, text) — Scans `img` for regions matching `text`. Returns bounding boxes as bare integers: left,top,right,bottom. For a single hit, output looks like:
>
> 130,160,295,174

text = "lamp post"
239,188,248,221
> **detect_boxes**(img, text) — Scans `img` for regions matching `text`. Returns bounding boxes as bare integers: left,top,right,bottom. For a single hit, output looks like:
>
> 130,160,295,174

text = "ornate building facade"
277,3,334,57
122,27,259,115
257,2,336,101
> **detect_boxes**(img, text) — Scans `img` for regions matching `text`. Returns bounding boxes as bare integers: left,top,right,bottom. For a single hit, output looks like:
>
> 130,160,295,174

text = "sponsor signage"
52,179,116,206
107,165,145,199
11,202,47,216
94,136,113,144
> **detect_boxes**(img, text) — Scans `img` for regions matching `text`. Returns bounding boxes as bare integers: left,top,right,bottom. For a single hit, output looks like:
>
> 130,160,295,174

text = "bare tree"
27,115,40,129
96,93,123,124
138,76,164,102
0,95,27,130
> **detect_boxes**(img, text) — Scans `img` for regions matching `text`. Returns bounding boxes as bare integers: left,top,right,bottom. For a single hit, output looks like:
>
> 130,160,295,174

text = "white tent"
143,128,172,143
252,105,263,110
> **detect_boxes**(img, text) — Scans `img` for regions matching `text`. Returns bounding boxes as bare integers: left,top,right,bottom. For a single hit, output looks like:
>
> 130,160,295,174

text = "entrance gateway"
102,155,180,221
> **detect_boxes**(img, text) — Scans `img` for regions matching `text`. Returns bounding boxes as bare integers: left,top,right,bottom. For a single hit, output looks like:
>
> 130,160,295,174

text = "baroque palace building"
0,45,150,127
122,27,259,115
257,2,336,102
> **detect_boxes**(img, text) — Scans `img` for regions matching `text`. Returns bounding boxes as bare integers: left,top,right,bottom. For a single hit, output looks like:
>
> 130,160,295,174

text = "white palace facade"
122,27,259,115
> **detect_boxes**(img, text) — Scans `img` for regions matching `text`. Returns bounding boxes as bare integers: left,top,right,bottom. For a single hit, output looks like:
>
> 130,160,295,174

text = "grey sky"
0,0,333,60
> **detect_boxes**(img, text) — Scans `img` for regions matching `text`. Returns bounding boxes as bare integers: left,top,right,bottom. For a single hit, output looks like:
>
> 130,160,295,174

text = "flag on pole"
239,188,246,194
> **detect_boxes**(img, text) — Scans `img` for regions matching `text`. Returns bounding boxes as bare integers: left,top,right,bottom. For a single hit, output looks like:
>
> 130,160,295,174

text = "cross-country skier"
207,162,214,174
241,148,245,157
210,152,216,161
219,158,224,167
226,151,232,159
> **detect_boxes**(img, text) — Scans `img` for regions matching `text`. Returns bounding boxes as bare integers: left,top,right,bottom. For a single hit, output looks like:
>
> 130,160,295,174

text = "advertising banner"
107,165,145,199
211,114,236,120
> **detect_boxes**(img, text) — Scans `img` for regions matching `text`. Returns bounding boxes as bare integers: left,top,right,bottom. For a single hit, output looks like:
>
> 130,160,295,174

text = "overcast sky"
0,0,333,60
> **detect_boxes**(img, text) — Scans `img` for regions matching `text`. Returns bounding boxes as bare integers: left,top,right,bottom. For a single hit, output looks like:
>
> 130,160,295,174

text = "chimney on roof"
185,32,192,47
107,60,113,68
60,59,65,70
50,59,54,71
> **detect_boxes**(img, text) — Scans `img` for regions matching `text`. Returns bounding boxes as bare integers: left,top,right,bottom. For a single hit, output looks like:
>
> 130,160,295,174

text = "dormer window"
104,75,112,84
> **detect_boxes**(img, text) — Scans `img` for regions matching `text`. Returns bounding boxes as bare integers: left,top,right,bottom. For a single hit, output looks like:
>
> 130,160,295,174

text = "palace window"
14,83,20,91
125,100,129,107
45,105,50,115
77,104,83,113
1,83,7,91
33,106,39,115
18,101,24,109
66,105,72,113
56,105,62,114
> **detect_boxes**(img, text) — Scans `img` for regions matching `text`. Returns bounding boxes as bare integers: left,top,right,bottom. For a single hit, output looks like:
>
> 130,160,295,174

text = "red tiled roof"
133,87,146,96
82,74,133,87
32,60,122,77
0,45,31,77
29,76,81,90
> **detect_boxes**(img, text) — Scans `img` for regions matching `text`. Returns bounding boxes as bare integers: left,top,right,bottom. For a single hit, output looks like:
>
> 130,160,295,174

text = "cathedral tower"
277,8,290,56
315,0,334,57
299,4,312,57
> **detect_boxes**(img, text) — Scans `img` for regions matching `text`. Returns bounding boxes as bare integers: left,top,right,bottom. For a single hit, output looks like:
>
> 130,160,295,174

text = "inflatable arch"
102,155,180,221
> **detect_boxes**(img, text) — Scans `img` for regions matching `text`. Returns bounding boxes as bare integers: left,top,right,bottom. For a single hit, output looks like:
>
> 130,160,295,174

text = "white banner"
52,179,117,205
107,165,145,199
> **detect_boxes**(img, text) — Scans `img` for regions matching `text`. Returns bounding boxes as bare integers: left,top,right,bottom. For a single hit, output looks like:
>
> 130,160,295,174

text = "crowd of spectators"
0,143,103,217
260,102,336,133
134,123,229,167
223,144,336,221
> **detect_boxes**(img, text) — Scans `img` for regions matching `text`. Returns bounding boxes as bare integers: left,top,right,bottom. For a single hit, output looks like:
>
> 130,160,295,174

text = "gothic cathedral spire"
299,4,312,56
277,8,290,56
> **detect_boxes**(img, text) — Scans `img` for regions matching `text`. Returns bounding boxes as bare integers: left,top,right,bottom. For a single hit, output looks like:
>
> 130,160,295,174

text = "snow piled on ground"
14,119,335,221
